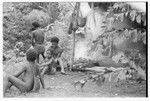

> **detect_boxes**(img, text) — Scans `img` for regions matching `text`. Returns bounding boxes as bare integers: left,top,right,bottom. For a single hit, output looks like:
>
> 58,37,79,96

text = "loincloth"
34,44,45,55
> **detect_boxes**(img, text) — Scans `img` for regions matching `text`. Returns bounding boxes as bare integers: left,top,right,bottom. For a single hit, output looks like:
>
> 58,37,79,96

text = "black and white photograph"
2,1,148,98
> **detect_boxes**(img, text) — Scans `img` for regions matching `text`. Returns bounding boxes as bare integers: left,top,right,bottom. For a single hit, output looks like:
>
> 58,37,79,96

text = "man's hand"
54,58,58,63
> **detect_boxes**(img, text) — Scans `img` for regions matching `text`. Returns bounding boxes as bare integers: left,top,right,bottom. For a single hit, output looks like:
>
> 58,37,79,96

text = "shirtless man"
31,22,46,63
40,37,66,75
3,47,45,94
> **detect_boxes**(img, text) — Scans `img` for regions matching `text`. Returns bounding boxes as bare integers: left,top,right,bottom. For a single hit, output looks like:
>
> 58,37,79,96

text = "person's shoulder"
37,28,44,33
40,28,45,32
47,45,52,50
32,29,41,33
35,63,40,68
32,29,37,33
57,46,63,52
21,61,29,70
57,45,63,50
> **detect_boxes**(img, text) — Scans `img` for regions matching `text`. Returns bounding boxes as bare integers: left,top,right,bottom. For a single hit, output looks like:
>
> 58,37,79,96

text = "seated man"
3,47,45,95
40,37,66,75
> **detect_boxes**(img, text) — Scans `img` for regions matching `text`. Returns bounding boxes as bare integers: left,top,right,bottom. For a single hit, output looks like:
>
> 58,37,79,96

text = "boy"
31,22,46,63
40,37,66,75
3,47,45,94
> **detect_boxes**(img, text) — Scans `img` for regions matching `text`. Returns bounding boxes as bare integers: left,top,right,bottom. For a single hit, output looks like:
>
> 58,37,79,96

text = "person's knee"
42,53,46,59
3,72,11,80
37,53,40,58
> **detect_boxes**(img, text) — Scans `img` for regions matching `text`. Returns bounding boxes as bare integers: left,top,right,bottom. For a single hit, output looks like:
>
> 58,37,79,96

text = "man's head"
26,48,37,62
32,22,40,30
50,37,59,48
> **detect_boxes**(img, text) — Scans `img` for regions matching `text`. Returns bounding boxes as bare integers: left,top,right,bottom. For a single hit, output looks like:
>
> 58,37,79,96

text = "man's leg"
41,66,49,76
41,53,46,60
57,58,65,74
40,58,53,76
41,45,46,60
36,54,40,63
3,73,9,93
3,74,30,93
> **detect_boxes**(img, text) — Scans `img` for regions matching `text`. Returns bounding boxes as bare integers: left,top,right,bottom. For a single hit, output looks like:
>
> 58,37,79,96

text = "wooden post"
70,2,80,71
70,31,76,70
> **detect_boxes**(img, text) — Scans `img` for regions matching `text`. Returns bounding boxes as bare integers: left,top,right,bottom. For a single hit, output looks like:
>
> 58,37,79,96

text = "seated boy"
3,47,45,95
40,37,66,75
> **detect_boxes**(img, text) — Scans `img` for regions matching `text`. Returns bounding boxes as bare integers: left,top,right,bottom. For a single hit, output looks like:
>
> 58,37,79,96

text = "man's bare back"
3,48,45,94
32,29,45,44
31,23,46,63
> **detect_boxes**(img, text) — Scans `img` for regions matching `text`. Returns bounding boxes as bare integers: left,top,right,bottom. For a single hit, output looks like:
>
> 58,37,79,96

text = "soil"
4,71,146,98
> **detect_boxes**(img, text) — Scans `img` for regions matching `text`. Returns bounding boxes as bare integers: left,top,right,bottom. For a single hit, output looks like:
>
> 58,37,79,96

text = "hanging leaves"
136,14,141,24
130,10,136,21
142,31,146,44
141,13,146,26
123,29,129,38
129,29,137,42
116,13,124,22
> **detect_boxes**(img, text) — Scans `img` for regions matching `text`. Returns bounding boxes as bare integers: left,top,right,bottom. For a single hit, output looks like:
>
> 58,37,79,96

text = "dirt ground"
4,71,146,98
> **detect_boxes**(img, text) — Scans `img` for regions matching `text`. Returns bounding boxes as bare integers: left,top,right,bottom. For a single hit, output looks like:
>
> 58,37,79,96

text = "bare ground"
4,71,146,98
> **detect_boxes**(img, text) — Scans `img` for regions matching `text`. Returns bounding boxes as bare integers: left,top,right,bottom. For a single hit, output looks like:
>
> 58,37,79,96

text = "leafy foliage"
3,2,62,52
73,2,147,88
87,2,146,60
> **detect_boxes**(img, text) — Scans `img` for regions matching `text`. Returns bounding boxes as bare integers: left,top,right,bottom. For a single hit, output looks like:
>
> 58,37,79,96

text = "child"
3,47,45,94
40,36,66,75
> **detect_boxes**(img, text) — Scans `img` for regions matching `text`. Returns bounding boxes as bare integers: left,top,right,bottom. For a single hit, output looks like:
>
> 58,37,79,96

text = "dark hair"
32,22,40,29
50,37,59,43
26,48,37,62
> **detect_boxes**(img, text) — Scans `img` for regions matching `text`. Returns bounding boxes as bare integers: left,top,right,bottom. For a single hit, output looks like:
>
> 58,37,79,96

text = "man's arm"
39,74,45,88
8,66,26,89
31,32,35,46
37,65,45,88
13,66,26,77
40,58,53,67
39,46,53,67
55,49,63,61
58,49,63,58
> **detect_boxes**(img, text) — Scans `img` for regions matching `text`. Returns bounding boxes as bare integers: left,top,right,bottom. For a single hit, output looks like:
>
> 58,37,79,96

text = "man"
31,22,46,63
40,37,66,75
3,47,45,94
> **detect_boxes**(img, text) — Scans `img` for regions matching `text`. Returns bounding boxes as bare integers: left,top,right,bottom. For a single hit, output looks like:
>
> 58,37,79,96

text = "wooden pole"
70,2,80,71
70,31,76,70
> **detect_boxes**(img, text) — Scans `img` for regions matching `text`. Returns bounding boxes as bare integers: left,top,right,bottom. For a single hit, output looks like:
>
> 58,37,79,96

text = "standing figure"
31,22,46,63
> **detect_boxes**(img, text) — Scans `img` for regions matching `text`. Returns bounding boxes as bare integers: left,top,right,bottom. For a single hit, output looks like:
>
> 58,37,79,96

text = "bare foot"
61,72,68,75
